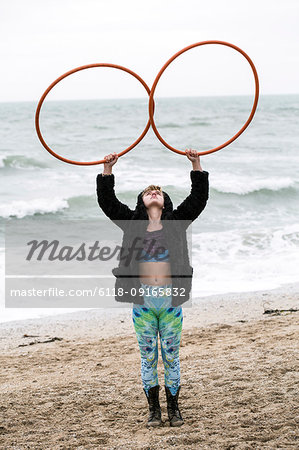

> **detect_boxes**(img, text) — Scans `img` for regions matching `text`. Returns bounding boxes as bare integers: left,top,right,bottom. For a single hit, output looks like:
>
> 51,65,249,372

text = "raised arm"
96,152,134,222
172,149,209,222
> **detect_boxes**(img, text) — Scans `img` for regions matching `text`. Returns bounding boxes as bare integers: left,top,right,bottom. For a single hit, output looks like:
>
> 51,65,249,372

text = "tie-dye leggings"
132,282,183,396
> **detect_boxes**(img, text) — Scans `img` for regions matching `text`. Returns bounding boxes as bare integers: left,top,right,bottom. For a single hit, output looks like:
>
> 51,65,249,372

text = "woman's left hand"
185,148,203,171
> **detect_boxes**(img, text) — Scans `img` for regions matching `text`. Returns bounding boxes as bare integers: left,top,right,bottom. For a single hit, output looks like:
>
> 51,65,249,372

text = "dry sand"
0,283,298,449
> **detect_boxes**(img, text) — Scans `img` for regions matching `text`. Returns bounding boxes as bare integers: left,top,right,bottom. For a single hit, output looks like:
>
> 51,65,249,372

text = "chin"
150,204,163,208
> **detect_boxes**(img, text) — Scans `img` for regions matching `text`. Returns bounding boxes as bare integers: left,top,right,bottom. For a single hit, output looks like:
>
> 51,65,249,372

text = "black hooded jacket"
96,170,209,306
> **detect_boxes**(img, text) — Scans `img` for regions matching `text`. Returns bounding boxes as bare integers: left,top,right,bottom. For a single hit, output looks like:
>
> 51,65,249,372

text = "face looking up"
142,189,164,209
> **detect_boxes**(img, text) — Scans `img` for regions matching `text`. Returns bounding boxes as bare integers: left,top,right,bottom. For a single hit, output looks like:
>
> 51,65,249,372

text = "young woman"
96,150,209,427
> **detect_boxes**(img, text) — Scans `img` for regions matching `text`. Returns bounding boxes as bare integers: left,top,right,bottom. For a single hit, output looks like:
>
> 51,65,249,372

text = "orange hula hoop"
148,40,260,156
35,64,152,166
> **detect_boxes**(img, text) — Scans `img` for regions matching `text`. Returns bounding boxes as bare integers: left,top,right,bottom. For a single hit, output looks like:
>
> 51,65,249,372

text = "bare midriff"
138,261,172,285
138,224,172,286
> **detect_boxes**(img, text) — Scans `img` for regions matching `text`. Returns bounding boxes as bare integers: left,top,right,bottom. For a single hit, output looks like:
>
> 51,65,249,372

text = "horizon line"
0,92,299,104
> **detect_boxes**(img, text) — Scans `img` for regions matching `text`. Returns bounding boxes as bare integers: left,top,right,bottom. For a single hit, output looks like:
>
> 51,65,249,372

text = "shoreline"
1,281,298,351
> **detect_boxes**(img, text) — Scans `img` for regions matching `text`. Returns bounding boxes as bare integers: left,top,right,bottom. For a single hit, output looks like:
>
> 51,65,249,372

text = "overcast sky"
0,0,298,101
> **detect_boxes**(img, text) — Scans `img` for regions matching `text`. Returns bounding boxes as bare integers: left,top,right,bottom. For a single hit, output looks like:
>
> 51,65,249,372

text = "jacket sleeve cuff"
190,169,209,180
96,173,115,189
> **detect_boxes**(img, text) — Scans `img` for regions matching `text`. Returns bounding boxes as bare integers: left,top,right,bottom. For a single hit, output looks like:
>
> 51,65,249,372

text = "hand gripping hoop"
35,41,259,164
148,40,259,156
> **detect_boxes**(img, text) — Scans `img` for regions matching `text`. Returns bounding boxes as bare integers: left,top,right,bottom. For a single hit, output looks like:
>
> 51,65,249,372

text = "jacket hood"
132,189,173,220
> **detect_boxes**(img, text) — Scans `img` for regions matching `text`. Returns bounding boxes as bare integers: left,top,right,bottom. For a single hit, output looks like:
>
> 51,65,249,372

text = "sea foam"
212,176,296,195
0,198,69,219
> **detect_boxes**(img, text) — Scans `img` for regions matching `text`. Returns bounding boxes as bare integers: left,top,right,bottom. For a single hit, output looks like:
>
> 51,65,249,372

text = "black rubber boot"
165,385,184,427
143,385,162,427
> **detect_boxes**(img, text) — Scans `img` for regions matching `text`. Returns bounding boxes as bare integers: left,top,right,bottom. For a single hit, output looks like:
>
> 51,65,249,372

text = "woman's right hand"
103,152,118,174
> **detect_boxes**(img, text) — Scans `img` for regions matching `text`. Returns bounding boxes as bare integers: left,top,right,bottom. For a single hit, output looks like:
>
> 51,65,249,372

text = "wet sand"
0,283,298,449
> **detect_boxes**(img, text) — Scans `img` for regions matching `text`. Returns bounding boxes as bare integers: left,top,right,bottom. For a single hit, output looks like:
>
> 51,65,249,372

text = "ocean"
1,94,299,323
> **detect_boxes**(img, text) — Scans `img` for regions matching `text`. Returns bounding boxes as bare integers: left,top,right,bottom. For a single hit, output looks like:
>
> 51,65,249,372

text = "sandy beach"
0,283,298,449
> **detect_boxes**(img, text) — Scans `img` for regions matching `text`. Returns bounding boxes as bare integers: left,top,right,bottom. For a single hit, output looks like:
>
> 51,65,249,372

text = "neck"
147,206,162,223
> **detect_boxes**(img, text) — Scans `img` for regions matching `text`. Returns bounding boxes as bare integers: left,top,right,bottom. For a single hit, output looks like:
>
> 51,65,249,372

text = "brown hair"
141,185,163,197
